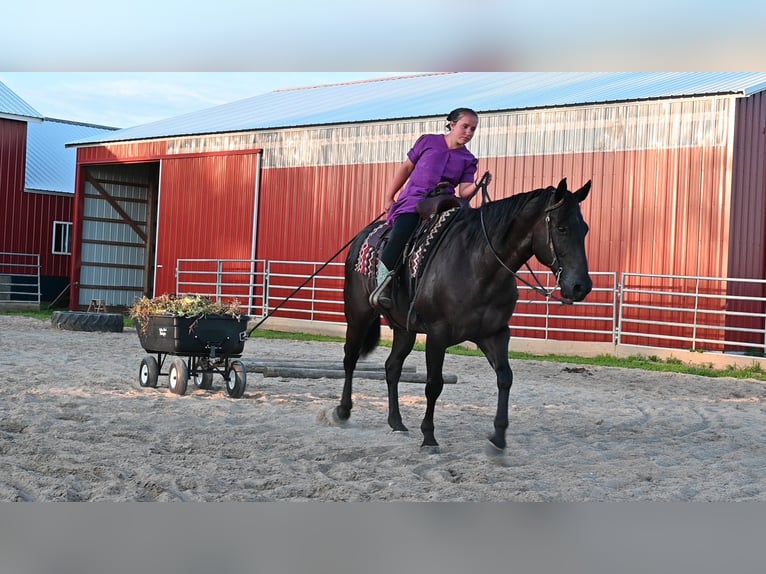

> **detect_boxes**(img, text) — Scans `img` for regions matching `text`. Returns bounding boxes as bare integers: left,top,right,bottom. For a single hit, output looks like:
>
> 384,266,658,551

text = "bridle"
479,192,572,305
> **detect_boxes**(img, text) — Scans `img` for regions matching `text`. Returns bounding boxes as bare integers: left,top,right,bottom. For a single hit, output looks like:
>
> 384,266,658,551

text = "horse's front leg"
420,339,447,449
386,329,416,432
477,327,513,451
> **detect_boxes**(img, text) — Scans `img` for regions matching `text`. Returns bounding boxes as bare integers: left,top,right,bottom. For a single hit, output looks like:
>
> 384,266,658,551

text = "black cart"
136,314,250,398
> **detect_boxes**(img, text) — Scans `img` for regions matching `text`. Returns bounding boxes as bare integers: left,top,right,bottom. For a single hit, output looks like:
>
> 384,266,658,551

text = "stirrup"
369,275,393,309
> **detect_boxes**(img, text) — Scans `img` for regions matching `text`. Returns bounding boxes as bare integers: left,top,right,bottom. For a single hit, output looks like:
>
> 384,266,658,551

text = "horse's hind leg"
477,326,513,451
336,304,380,423
386,329,416,432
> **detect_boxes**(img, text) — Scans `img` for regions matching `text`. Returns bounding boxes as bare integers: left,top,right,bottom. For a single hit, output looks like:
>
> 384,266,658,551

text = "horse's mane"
460,186,553,243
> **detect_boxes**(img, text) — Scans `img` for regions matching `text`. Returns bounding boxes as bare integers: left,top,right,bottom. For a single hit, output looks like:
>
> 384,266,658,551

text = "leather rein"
478,184,572,305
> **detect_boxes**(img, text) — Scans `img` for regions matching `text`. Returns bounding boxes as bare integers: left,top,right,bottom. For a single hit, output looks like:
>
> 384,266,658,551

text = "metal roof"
25,118,119,194
0,80,43,122
69,72,766,147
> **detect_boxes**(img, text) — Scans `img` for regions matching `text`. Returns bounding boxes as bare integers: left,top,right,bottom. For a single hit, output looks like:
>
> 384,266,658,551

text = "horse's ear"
574,180,591,203
554,178,568,203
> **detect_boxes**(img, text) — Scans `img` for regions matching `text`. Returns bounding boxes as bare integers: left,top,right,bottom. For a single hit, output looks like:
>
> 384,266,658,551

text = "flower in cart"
130,294,242,333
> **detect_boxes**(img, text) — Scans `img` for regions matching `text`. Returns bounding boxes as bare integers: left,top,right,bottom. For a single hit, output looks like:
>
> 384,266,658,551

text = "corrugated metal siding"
154,153,259,295
1,118,28,252
25,119,117,193
252,97,737,345
76,140,168,163
71,92,751,349
730,91,766,280
256,97,736,281
1,118,72,279
726,90,766,348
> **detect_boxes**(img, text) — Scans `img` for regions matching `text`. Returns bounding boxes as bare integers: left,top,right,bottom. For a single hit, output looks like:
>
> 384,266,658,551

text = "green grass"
5,309,766,382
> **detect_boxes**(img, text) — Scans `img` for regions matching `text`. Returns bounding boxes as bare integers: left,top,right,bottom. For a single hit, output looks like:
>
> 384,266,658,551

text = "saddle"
416,182,463,219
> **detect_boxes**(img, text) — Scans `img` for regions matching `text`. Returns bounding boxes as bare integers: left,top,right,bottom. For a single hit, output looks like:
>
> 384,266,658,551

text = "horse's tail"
360,315,381,358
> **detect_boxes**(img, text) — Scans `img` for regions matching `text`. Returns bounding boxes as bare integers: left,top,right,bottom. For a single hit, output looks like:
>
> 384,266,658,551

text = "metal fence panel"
0,252,41,305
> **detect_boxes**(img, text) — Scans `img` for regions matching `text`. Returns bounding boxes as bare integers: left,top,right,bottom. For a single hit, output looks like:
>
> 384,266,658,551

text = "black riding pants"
380,212,420,270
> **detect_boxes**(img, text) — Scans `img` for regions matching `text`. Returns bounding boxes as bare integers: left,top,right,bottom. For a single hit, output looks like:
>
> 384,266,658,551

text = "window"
53,221,72,255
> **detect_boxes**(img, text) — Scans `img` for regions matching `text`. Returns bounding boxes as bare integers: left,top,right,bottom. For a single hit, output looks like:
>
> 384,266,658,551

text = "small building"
1,79,118,304
66,72,766,351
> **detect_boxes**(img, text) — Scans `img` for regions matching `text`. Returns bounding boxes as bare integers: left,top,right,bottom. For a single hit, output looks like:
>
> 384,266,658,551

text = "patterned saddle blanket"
354,207,461,281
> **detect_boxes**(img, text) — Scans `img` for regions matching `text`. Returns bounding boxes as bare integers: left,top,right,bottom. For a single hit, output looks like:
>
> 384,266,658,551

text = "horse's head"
532,178,592,303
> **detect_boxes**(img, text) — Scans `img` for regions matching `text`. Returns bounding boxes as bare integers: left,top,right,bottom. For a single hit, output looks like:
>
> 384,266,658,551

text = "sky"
3,1,765,75
2,1,764,129
0,73,416,128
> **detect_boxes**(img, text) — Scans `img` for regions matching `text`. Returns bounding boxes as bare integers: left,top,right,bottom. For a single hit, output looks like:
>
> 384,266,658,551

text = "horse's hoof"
484,439,507,460
389,421,409,433
420,444,441,455
317,406,349,426
487,434,505,454
336,405,352,421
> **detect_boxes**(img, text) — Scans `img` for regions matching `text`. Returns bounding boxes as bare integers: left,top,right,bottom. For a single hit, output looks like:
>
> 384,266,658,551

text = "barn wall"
154,152,259,295
1,118,72,289
250,97,736,283
72,95,743,348
730,91,766,280
84,96,736,281
723,91,766,348
73,143,261,306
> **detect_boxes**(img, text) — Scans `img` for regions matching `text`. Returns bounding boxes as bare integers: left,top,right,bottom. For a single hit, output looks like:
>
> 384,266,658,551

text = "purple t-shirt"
387,133,478,225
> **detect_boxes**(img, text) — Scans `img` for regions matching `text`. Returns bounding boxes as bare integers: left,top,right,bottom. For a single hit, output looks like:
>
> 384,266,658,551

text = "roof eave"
66,91,749,149
0,112,43,123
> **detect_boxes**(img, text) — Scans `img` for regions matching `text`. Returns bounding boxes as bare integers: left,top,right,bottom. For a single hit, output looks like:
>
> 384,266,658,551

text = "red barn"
66,73,766,356
0,80,118,305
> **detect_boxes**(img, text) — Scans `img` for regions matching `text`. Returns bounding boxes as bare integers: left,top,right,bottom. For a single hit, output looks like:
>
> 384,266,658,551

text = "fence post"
262,261,271,320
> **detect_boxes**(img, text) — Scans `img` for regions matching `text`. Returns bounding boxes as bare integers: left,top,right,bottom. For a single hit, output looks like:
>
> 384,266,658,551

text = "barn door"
77,163,160,308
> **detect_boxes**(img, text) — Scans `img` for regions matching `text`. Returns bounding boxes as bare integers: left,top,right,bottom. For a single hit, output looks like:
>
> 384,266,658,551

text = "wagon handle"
247,211,387,336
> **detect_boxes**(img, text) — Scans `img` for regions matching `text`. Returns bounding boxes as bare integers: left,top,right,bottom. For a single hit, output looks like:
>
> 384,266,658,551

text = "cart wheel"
193,371,214,390
139,356,159,388
225,360,247,398
168,358,189,395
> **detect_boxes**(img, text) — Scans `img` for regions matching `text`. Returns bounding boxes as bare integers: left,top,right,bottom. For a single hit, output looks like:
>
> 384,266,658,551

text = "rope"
247,211,386,336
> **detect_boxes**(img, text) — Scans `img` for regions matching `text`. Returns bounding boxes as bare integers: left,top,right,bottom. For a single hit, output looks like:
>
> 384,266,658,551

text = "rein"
479,193,572,305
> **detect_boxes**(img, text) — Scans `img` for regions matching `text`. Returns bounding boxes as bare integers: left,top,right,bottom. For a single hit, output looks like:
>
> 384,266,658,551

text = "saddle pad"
354,222,388,277
409,207,459,279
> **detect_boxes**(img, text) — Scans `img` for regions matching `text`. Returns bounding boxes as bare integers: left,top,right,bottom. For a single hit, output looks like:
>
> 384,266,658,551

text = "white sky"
0,73,414,128
2,1,764,127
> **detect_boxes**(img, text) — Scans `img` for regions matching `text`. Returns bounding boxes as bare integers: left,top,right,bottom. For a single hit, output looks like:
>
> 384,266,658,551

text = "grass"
5,308,766,382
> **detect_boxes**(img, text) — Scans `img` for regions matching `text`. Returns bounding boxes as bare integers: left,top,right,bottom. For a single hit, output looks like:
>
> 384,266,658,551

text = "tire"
193,371,214,390
225,360,247,398
139,356,159,388
51,311,123,333
168,358,189,395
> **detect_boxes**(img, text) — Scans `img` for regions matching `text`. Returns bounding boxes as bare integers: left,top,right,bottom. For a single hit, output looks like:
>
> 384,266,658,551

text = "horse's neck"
478,192,545,271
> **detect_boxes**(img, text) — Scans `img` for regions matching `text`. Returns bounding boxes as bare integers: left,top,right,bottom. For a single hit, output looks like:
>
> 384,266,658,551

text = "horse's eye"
556,226,567,233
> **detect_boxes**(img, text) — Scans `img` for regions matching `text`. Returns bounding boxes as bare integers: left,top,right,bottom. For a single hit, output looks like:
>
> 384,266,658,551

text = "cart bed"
137,314,250,356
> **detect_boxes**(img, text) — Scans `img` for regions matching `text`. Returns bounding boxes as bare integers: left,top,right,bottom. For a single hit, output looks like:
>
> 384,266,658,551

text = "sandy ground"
1,314,765,501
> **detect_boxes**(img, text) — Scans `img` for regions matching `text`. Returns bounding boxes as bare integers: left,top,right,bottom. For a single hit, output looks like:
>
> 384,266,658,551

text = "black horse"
333,178,593,453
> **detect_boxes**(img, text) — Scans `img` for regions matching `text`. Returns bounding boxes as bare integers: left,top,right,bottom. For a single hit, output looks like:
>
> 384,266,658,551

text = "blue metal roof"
25,118,119,194
69,72,766,146
0,79,44,121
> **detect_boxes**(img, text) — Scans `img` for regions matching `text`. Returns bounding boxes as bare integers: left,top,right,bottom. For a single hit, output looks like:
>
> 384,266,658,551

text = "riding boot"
369,262,393,309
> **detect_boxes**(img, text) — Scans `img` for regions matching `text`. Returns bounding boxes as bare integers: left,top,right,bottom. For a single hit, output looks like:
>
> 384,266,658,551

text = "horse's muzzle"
561,275,592,303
